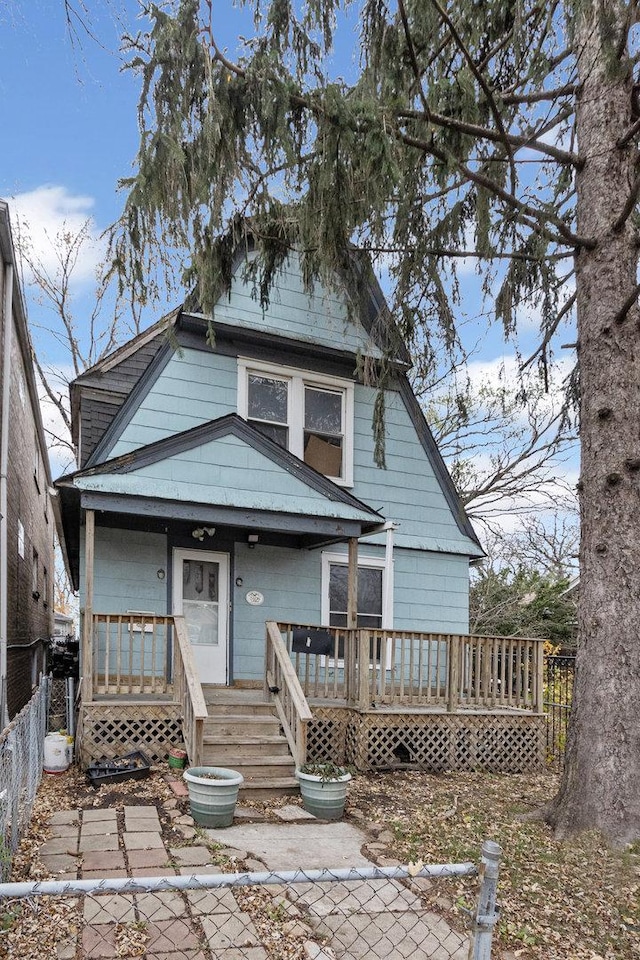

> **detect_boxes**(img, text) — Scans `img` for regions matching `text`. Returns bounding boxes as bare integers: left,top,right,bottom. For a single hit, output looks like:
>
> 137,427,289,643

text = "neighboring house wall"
0,203,55,719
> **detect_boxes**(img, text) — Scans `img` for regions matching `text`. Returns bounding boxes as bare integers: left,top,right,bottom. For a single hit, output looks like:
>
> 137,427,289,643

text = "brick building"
0,200,55,722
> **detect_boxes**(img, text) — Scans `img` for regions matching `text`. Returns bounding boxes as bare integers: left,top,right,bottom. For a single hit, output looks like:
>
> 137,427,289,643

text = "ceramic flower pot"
183,766,243,827
296,768,352,820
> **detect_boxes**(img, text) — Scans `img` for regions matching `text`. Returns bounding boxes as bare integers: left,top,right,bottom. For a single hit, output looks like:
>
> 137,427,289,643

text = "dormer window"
239,359,354,485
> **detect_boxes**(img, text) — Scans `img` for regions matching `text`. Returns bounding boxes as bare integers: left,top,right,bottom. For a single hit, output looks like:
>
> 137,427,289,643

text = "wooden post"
357,629,371,710
447,635,460,713
534,640,545,713
347,537,359,628
82,509,95,703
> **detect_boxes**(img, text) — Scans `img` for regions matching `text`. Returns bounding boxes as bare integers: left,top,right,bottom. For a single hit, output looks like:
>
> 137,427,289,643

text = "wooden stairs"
201,686,299,799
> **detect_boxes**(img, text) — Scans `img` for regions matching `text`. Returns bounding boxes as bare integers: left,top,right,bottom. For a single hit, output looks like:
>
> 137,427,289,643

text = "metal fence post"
470,839,502,960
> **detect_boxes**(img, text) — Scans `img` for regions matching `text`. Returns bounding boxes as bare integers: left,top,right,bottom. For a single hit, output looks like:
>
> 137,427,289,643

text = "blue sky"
0,2,578,528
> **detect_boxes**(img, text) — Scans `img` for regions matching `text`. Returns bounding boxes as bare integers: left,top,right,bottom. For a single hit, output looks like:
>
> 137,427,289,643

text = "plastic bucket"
183,766,243,828
44,733,70,774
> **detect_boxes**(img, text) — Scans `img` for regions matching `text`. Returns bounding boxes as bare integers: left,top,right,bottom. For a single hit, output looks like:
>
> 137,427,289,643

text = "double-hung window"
238,360,354,485
322,553,391,629
321,552,393,665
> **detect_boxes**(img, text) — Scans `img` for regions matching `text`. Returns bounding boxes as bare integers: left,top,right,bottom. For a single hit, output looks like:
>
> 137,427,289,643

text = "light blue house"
56,253,545,790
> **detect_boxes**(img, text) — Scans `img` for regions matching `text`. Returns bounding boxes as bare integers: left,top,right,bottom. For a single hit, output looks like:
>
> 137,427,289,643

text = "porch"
78,612,546,781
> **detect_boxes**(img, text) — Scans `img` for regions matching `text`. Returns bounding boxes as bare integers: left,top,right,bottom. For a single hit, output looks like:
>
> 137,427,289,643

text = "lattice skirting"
306,707,350,763
78,702,182,766
309,709,545,773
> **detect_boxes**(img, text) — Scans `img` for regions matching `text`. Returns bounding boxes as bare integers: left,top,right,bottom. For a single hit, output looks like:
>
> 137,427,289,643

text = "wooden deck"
78,614,546,775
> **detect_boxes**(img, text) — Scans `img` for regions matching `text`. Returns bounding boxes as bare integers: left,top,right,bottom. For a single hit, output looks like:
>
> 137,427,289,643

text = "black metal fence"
544,654,575,768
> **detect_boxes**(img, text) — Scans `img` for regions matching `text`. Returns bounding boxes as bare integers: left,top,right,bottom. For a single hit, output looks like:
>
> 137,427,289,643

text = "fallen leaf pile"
347,770,640,960
3,766,639,960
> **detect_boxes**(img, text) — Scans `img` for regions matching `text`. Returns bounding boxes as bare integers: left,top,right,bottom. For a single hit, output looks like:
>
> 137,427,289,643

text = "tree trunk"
548,1,640,844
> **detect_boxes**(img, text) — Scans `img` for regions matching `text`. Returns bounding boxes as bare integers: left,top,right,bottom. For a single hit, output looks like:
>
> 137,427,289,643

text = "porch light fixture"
247,533,259,548
192,526,216,541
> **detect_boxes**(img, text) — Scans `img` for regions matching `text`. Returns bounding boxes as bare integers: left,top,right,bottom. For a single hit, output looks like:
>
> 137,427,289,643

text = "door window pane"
182,560,220,645
183,560,218,602
184,601,219,645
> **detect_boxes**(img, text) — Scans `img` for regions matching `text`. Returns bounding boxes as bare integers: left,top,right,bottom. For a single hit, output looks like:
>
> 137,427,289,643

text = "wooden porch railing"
276,622,545,713
265,620,313,767
89,612,207,765
91,613,174,697
172,615,208,766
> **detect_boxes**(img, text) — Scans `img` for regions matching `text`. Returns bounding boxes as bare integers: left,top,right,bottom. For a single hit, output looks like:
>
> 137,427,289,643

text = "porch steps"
201,688,298,798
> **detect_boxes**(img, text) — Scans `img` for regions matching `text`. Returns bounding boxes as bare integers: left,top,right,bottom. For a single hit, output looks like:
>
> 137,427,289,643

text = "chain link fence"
0,677,51,881
0,841,501,959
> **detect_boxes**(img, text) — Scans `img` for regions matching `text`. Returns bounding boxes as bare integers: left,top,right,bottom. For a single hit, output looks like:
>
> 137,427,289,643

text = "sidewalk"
32,785,469,960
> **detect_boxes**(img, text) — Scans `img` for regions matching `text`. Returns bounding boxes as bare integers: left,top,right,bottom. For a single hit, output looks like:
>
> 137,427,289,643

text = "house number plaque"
245,591,264,606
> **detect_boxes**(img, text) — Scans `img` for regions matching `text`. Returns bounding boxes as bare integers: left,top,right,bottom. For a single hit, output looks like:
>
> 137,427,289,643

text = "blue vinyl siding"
213,258,384,358
232,543,322,681
231,541,469,681
79,528,469,682
353,386,476,555
108,349,237,458
77,434,376,522
81,529,169,681
81,528,168,614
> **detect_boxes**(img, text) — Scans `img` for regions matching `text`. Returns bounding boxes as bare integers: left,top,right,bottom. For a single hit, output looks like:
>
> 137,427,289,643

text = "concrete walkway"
39,800,468,960
206,818,468,960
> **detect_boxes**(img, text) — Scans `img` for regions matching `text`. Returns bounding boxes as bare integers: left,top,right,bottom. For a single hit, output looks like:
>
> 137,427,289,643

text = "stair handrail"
173,615,208,766
265,620,313,768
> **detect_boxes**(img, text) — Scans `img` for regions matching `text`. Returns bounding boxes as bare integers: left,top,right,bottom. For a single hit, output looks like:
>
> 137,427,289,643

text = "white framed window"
17,519,25,558
238,359,354,485
321,552,393,630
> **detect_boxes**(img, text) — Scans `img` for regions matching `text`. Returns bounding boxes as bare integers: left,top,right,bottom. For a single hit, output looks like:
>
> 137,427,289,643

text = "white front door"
173,549,229,684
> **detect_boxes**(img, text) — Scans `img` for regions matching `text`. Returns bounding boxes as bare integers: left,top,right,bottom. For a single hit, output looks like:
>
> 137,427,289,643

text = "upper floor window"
17,519,25,558
238,360,354,485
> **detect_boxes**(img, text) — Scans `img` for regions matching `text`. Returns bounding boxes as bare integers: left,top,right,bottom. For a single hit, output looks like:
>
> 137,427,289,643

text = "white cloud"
6,185,105,285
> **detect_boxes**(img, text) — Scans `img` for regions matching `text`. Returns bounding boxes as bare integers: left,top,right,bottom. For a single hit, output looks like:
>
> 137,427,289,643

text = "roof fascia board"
79,490,370,538
83,339,175,468
74,308,179,382
397,375,484,556
178,313,411,373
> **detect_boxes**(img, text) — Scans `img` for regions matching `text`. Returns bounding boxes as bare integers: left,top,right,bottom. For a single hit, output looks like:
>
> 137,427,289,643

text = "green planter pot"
183,766,244,828
296,769,352,820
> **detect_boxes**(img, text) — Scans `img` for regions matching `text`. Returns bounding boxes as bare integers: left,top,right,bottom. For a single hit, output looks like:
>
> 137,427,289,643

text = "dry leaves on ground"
347,770,640,960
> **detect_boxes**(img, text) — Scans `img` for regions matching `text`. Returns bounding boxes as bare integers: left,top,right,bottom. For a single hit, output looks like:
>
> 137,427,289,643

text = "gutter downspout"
1,262,13,728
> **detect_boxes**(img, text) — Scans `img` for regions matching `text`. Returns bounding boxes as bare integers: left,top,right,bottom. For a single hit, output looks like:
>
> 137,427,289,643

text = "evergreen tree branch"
397,107,581,166
428,0,518,191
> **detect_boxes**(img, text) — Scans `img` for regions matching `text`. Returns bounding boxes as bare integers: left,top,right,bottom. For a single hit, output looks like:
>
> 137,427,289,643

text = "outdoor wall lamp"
247,533,259,548
192,526,216,541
